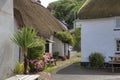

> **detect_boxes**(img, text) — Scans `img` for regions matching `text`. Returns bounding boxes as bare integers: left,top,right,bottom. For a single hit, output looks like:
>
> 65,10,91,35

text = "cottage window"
116,40,120,51
116,19,120,28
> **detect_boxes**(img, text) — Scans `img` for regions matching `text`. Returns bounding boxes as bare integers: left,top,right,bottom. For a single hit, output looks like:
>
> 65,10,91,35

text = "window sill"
115,52,120,55
113,29,120,31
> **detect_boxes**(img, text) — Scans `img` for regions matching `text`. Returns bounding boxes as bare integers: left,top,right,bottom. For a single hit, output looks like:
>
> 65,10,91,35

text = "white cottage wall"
49,36,53,54
14,19,21,61
65,43,69,57
79,17,120,62
0,0,19,79
53,37,65,56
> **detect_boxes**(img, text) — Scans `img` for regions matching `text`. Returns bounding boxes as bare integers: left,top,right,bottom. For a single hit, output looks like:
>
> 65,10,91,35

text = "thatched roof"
14,0,65,38
78,0,120,19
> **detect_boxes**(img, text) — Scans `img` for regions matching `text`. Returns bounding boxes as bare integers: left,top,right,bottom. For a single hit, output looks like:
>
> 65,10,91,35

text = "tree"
73,27,81,52
48,0,86,29
11,27,41,74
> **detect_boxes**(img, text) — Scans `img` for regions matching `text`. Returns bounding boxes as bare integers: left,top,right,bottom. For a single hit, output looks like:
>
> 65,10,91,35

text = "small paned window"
116,40,120,51
116,19,120,28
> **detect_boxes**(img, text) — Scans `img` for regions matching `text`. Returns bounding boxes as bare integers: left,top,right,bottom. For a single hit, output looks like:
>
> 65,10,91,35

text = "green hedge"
55,31,74,45
27,37,45,60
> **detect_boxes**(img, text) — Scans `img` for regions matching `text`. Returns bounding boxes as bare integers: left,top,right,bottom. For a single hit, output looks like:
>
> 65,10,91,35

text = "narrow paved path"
50,62,120,80
38,55,120,80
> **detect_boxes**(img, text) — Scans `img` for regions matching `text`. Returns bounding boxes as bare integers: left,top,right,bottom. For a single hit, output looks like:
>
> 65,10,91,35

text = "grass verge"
44,53,80,72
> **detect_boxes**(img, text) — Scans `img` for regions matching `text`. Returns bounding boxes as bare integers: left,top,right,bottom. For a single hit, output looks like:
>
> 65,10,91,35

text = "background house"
0,0,19,79
74,0,120,62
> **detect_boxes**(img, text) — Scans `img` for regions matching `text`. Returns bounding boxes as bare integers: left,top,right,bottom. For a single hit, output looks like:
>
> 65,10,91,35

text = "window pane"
117,48,119,51
118,48,120,51
116,40,120,51
116,19,120,28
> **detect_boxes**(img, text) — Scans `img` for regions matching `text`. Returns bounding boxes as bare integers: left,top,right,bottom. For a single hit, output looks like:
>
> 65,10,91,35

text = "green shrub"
73,27,81,52
89,52,105,68
27,37,45,72
13,62,24,74
28,46,44,60
53,52,59,59
76,52,81,57
53,52,59,56
28,45,45,72
55,31,74,45
27,37,45,60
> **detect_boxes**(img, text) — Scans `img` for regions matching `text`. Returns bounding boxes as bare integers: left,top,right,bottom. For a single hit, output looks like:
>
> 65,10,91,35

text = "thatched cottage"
14,0,70,58
14,0,68,55
74,0,120,63
0,0,68,79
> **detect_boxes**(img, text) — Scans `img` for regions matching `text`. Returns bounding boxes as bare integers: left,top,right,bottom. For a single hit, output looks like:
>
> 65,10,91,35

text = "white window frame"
116,39,120,52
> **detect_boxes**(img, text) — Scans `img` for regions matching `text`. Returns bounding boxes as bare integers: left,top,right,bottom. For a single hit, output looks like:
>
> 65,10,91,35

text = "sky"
40,0,58,7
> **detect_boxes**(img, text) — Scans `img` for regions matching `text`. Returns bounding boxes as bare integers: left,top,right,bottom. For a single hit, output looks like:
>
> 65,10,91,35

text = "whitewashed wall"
47,36,56,55
53,37,65,56
52,37,69,57
0,0,19,79
79,17,120,62
63,43,68,56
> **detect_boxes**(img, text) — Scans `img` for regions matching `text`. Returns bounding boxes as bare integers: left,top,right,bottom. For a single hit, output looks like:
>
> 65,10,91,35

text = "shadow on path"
56,63,120,75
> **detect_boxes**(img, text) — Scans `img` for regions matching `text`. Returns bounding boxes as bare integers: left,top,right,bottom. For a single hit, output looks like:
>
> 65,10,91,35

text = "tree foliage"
11,27,42,74
11,27,41,49
73,27,81,52
48,0,86,29
28,37,45,60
